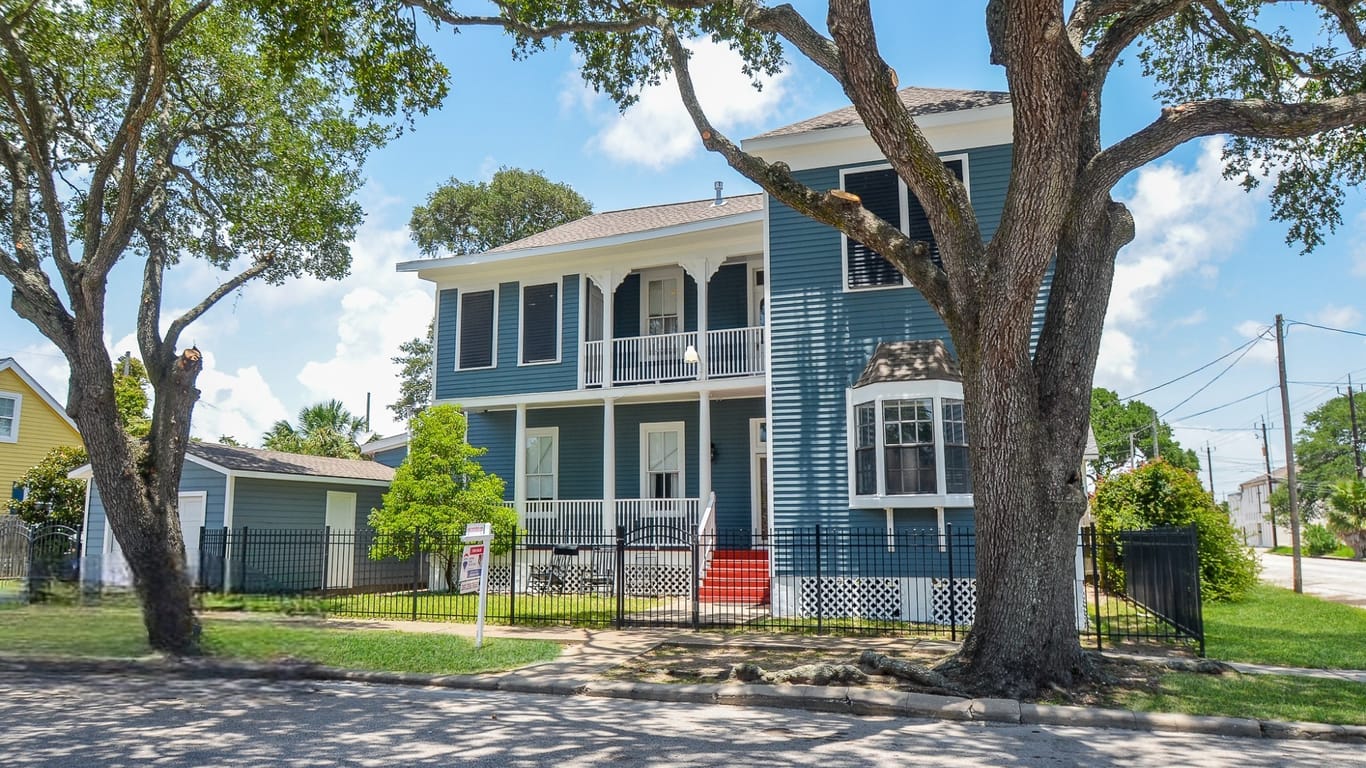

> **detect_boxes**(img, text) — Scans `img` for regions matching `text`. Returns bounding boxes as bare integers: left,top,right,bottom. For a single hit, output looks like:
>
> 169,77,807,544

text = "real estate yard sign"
461,522,494,648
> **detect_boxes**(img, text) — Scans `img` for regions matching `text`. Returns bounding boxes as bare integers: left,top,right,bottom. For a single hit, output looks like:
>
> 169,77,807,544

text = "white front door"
324,491,356,589
750,419,769,536
103,492,207,588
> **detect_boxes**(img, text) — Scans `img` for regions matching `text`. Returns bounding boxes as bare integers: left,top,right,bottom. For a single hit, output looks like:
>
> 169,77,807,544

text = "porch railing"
583,326,764,387
505,498,703,544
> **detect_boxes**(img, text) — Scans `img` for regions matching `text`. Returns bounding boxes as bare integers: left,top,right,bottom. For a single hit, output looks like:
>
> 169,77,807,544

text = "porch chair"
584,547,615,595
528,546,578,594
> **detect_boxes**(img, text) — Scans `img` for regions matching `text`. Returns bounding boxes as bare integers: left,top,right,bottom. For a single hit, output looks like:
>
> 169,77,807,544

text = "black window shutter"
844,169,903,288
459,290,495,368
521,282,559,363
906,160,963,270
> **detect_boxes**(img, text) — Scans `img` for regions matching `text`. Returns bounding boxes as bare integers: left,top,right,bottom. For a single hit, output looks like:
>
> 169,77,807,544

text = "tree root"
859,651,968,696
730,661,868,686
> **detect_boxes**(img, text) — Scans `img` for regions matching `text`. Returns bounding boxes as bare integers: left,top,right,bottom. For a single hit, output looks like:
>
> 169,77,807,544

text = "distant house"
1229,466,1290,548
360,432,409,468
74,442,394,590
0,357,82,503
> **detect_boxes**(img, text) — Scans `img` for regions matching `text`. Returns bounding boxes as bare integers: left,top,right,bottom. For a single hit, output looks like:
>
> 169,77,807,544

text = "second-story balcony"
583,326,764,387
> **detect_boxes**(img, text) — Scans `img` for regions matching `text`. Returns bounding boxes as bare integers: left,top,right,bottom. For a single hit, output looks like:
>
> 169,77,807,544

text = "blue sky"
1,2,1362,498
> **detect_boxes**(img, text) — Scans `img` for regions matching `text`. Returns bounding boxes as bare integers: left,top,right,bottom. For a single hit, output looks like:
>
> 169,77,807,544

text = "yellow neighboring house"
0,358,82,502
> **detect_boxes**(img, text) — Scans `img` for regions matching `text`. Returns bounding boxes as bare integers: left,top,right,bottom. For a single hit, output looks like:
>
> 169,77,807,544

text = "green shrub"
1093,460,1259,601
1303,524,1341,557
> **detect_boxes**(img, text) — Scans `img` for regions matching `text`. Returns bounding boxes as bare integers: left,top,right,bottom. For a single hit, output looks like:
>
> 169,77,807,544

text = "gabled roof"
186,442,395,482
854,340,962,388
0,357,77,433
484,194,763,254
360,431,409,455
752,86,1011,140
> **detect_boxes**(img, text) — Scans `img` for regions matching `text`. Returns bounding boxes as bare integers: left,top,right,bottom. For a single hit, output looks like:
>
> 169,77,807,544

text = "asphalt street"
0,671,1360,767
1258,551,1366,608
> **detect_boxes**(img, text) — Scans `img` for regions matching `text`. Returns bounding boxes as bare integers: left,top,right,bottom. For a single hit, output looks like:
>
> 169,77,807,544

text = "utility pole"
1152,416,1161,460
1205,442,1215,497
120,351,131,377
1274,313,1303,593
1344,375,1362,479
1260,421,1278,549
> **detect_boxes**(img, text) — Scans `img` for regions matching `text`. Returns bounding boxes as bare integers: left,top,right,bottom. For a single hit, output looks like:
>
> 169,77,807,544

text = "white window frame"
638,267,684,337
845,379,973,509
454,285,499,371
839,155,971,293
747,261,766,328
524,426,559,501
0,390,21,443
640,421,686,499
518,280,562,367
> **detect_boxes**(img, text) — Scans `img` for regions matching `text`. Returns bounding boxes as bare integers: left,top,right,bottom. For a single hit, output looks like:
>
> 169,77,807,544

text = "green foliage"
1302,524,1341,558
1293,391,1366,505
1088,388,1200,478
408,167,593,256
113,356,151,438
1093,460,1259,601
368,405,514,580
4,446,88,528
388,322,434,423
262,400,368,458
1326,479,1366,558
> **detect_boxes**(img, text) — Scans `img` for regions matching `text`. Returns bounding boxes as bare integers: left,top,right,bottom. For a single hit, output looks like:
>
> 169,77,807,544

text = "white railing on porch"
505,498,702,543
583,326,764,387
696,492,718,586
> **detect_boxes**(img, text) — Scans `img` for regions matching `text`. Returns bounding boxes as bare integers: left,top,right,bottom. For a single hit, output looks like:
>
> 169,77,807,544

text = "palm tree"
262,399,368,458
1327,479,1366,560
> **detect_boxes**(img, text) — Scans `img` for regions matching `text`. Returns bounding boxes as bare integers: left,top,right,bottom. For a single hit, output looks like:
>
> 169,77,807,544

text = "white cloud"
9,341,70,403
567,38,791,169
194,354,291,443
1312,304,1361,330
1095,328,1138,388
1234,319,1278,363
1171,309,1207,328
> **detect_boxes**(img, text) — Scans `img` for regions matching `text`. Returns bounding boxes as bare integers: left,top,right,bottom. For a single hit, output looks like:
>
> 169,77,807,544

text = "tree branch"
738,1,844,83
1084,1,1191,82
162,256,275,355
1087,93,1366,193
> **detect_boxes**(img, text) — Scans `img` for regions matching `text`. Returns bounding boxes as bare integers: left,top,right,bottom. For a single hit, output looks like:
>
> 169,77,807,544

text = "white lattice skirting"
772,576,1089,628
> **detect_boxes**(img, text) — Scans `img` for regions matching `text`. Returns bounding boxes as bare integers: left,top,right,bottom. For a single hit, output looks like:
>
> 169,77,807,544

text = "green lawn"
1268,545,1358,559
1112,672,1366,726
1203,584,1366,669
204,591,660,626
0,605,561,675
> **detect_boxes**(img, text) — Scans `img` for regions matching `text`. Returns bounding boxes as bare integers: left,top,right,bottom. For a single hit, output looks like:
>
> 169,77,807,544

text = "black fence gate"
1088,524,1205,655
0,518,81,603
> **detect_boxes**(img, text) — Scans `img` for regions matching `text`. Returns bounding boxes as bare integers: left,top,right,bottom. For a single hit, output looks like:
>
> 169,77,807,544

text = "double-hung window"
641,422,684,499
520,282,559,364
458,290,496,370
524,428,558,501
942,399,971,494
883,399,936,494
0,392,18,442
843,159,967,290
643,271,681,336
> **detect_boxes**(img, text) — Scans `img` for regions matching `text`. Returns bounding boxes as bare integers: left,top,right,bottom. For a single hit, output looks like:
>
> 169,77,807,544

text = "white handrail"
707,326,764,378
697,491,717,586
582,326,764,387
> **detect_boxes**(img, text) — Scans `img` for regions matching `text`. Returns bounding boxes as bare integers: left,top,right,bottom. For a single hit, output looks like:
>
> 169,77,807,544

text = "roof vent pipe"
713,181,724,206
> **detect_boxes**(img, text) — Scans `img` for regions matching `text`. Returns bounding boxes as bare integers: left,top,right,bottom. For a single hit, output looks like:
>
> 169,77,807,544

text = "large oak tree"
399,0,1366,695
0,0,443,653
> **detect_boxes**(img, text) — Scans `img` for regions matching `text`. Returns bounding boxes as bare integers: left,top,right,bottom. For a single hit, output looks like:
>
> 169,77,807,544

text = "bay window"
847,381,972,507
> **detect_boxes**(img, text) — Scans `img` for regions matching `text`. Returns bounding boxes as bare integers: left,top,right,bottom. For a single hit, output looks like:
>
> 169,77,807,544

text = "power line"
1286,319,1366,339
1119,329,1270,402
1158,340,1262,419
1168,385,1279,422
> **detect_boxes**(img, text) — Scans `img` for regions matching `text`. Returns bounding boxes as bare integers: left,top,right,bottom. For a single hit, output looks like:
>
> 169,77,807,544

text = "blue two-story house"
403,87,1038,621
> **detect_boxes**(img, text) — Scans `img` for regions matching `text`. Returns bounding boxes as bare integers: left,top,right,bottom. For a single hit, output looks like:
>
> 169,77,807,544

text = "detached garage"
74,442,394,591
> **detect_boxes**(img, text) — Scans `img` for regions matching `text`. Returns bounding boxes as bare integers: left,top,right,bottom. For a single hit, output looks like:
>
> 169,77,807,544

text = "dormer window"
847,340,973,508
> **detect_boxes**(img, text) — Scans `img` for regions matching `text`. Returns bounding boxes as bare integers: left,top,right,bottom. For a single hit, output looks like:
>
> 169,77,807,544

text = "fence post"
509,527,518,626
1090,525,1103,651
814,525,823,634
411,529,421,622
320,526,331,592
615,525,626,630
1187,524,1206,657
946,523,957,642
691,530,700,630
238,527,250,594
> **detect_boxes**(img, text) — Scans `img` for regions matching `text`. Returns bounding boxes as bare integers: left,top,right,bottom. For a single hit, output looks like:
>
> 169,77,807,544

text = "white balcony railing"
583,326,764,387
506,498,702,545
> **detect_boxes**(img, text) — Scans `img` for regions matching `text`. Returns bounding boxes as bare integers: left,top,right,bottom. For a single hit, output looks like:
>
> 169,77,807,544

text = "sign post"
460,522,494,648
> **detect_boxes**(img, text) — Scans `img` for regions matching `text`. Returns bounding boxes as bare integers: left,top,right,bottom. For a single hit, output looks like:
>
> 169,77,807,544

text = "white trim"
70,455,390,488
440,375,764,411
398,209,764,273
0,358,77,432
223,475,237,530
749,418,768,534
747,262,766,329
845,378,974,510
638,266,684,337
639,420,686,499
0,390,21,442
762,195,775,547
360,432,409,456
518,279,563,366
455,286,499,372
79,476,93,577
577,273,589,389
524,426,559,501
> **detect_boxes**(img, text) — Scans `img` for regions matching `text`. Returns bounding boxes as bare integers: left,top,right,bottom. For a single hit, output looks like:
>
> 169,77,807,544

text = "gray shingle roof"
854,340,961,388
484,194,763,254
753,87,1011,140
188,442,394,482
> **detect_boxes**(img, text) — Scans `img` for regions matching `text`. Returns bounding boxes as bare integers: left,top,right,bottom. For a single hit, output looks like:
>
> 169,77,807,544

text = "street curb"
3,655,1364,744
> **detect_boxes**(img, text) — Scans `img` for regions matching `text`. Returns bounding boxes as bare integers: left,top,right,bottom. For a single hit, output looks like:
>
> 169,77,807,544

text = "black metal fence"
196,523,1203,652
0,518,82,603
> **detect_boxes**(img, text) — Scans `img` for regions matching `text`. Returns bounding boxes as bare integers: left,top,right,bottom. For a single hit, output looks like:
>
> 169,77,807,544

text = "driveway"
0,670,1360,767
1258,550,1366,608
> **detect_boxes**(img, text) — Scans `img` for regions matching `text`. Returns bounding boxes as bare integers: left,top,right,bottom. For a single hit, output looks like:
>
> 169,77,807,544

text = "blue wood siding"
371,445,408,468
614,274,641,339
708,263,750,330
467,410,515,499
766,145,1012,528
615,402,699,499
230,478,387,530
528,406,604,499
709,398,763,530
434,275,580,401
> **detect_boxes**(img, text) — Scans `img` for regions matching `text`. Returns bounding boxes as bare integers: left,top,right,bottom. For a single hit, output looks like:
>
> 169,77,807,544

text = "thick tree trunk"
68,324,203,655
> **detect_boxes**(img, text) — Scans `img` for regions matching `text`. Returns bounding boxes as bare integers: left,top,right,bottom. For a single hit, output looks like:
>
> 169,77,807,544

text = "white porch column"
699,391,712,510
682,258,720,381
600,271,615,389
602,397,617,532
514,403,527,518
